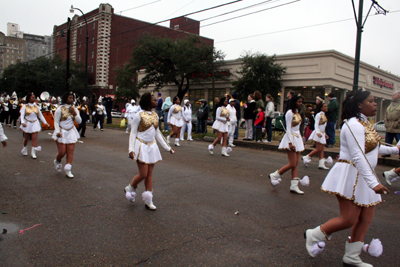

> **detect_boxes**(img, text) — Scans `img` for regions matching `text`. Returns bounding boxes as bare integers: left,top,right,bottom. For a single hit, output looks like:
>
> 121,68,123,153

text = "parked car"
373,120,386,132
111,109,123,118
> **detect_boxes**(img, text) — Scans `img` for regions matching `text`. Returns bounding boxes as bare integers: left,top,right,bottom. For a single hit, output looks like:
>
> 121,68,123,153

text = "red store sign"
373,76,394,89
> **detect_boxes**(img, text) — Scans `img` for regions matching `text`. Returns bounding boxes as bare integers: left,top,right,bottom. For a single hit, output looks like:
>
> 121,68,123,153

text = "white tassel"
271,178,282,187
64,163,72,171
226,147,232,153
208,144,214,150
125,191,136,202
142,191,153,203
363,238,383,257
303,157,311,165
34,146,42,151
325,156,333,165
300,175,310,186
390,177,400,182
311,241,325,256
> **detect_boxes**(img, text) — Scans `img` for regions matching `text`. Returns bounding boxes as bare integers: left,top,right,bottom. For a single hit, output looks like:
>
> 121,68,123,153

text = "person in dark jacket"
103,94,113,124
325,92,338,148
200,100,209,133
243,94,256,140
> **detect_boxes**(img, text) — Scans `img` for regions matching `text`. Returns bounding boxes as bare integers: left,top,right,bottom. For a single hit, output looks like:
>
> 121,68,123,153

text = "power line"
117,0,163,15
164,0,198,19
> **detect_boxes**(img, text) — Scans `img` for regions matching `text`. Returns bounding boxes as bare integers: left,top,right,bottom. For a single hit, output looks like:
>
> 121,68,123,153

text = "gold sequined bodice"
60,106,74,122
138,112,159,132
173,105,182,113
359,120,381,153
220,107,230,117
292,113,302,127
25,104,39,116
319,113,328,125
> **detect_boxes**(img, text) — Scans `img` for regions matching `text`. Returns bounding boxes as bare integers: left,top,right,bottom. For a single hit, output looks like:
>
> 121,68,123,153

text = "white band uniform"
52,105,82,144
321,115,399,207
309,111,327,144
20,103,48,133
129,111,171,164
212,107,230,133
278,109,304,152
167,104,184,127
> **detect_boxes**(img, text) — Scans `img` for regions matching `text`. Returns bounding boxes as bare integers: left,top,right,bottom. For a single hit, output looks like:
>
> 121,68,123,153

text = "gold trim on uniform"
173,105,182,113
220,107,230,117
138,112,159,132
25,105,39,116
359,120,381,153
337,159,356,167
60,106,74,122
319,114,328,125
292,113,302,127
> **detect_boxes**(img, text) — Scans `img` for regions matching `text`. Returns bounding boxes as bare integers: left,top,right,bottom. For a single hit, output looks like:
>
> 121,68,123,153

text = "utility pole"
352,0,388,91
66,17,71,92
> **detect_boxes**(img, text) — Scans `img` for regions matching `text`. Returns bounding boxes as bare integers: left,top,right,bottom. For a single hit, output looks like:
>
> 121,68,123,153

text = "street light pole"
70,5,89,98
66,17,71,92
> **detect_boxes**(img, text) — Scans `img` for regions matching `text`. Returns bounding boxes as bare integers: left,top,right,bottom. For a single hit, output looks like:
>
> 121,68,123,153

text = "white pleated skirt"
169,116,184,127
133,139,162,164
20,120,41,133
52,127,80,144
309,131,327,144
321,162,382,207
278,133,304,152
212,120,229,133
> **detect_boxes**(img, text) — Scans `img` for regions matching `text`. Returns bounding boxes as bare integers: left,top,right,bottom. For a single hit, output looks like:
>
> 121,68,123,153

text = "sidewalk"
202,136,400,168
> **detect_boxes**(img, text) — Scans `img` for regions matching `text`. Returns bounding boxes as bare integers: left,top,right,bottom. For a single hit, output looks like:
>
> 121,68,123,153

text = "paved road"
1,126,399,266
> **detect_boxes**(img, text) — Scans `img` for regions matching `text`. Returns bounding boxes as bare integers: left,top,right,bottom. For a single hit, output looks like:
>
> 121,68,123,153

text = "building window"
7,43,9,46
91,65,94,73
92,51,94,58
80,28,82,34
57,36,59,42
79,41,81,48
79,54,81,61
93,22,96,29
92,36,94,44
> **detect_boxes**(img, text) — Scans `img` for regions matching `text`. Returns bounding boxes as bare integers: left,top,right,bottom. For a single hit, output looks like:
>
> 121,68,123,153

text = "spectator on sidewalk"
325,92,338,148
254,106,264,143
243,94,256,140
384,91,400,152
231,93,241,139
264,94,274,143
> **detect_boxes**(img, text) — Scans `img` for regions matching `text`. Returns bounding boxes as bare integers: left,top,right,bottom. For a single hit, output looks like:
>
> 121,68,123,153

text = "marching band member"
180,99,193,141
227,98,237,147
302,103,330,169
124,92,175,210
9,92,19,129
0,123,7,147
93,96,106,131
125,99,139,134
208,97,230,156
269,94,308,194
77,98,89,137
1,95,10,126
167,96,184,146
305,90,397,266
52,91,81,178
20,92,50,159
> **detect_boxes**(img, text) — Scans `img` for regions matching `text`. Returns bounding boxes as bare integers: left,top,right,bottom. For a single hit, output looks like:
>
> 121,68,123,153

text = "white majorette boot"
304,225,330,258
302,154,311,167
21,146,28,156
318,158,329,170
383,168,399,186
175,138,180,147
124,184,137,202
290,179,304,194
142,191,156,210
31,147,37,159
342,241,372,267
64,163,74,179
228,143,236,147
167,135,170,144
269,170,282,187
208,144,214,155
221,146,230,157
53,159,62,172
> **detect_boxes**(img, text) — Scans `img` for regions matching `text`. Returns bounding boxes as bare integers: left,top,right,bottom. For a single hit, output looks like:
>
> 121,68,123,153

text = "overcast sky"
1,0,400,76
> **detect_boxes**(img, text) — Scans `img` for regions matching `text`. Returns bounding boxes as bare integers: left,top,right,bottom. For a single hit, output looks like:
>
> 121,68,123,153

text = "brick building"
0,31,26,74
53,3,214,98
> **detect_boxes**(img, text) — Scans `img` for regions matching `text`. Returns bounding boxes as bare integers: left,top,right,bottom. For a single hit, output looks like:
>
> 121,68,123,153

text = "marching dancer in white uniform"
52,92,82,178
180,99,193,141
227,98,237,147
125,99,140,134
93,97,106,131
269,94,307,194
167,96,184,146
305,90,396,266
208,97,230,157
0,123,7,147
20,92,50,159
125,92,175,210
302,103,330,169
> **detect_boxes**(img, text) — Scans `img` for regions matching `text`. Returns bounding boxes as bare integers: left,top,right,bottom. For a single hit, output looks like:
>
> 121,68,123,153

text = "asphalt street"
1,126,400,266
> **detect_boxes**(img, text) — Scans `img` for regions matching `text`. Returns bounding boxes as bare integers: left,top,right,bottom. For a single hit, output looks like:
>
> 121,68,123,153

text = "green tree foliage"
114,63,139,103
232,52,286,103
127,34,225,101
0,54,86,98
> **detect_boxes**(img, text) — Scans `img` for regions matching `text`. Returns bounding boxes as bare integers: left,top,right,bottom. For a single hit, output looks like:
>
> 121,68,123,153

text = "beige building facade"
138,50,400,121
0,31,26,74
